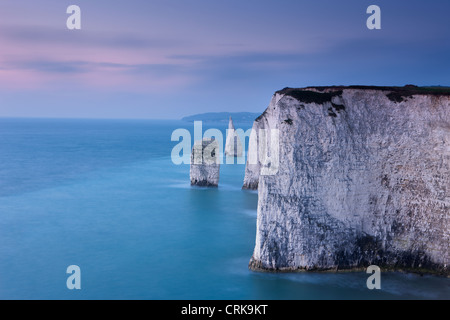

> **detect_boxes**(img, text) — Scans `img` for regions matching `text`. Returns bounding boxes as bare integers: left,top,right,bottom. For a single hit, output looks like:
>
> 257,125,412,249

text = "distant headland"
181,112,260,123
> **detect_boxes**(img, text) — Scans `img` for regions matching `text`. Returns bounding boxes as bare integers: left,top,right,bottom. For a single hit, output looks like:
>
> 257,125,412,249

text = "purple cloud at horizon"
0,0,448,119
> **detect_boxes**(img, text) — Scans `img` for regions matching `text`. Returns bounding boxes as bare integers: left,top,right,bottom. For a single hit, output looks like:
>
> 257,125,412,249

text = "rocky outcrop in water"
225,117,243,157
190,138,220,187
247,85,450,275
242,115,263,190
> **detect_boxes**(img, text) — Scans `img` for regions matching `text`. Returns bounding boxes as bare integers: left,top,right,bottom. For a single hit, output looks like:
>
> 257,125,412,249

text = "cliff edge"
248,85,450,275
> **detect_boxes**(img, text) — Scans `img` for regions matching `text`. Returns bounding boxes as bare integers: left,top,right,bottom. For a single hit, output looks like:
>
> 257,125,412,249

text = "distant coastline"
181,112,260,123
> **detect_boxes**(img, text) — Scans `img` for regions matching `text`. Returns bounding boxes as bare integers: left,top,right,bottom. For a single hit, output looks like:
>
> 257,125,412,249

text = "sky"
0,0,449,119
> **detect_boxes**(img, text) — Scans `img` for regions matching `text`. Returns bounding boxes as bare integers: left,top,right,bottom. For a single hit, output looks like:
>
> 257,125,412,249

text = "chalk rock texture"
248,86,450,275
190,138,220,187
242,118,262,190
225,117,243,157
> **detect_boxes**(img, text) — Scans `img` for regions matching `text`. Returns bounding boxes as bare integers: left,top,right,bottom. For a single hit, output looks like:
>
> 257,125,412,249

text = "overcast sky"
0,0,449,119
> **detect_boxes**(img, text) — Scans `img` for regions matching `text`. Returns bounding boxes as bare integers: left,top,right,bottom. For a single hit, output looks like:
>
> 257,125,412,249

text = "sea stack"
190,137,220,187
247,85,450,275
224,117,243,157
242,114,264,190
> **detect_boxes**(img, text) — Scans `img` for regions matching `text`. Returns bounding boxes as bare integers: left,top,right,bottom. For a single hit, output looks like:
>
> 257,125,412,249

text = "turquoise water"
0,118,448,299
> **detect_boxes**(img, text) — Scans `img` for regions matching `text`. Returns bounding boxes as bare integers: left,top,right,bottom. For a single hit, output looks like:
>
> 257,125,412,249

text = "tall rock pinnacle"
225,116,243,157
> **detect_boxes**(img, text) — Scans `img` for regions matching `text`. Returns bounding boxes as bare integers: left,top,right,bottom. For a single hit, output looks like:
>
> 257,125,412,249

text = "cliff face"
248,86,450,275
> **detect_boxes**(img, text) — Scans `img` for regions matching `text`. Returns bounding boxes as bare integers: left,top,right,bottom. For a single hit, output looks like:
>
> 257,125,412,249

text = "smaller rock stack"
190,138,220,187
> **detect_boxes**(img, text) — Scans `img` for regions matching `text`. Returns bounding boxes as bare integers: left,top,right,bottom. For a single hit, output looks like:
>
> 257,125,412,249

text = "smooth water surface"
0,118,448,299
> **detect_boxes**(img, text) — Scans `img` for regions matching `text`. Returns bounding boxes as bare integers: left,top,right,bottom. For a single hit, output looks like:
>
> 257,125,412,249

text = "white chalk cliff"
247,86,450,275
190,138,220,187
224,117,243,157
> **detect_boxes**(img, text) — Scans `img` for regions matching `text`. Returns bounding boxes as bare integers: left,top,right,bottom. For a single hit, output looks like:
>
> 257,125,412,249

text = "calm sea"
0,118,448,299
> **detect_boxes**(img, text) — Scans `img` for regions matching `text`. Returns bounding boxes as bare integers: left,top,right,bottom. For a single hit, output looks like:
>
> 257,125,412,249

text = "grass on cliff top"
277,85,450,104
276,88,343,104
